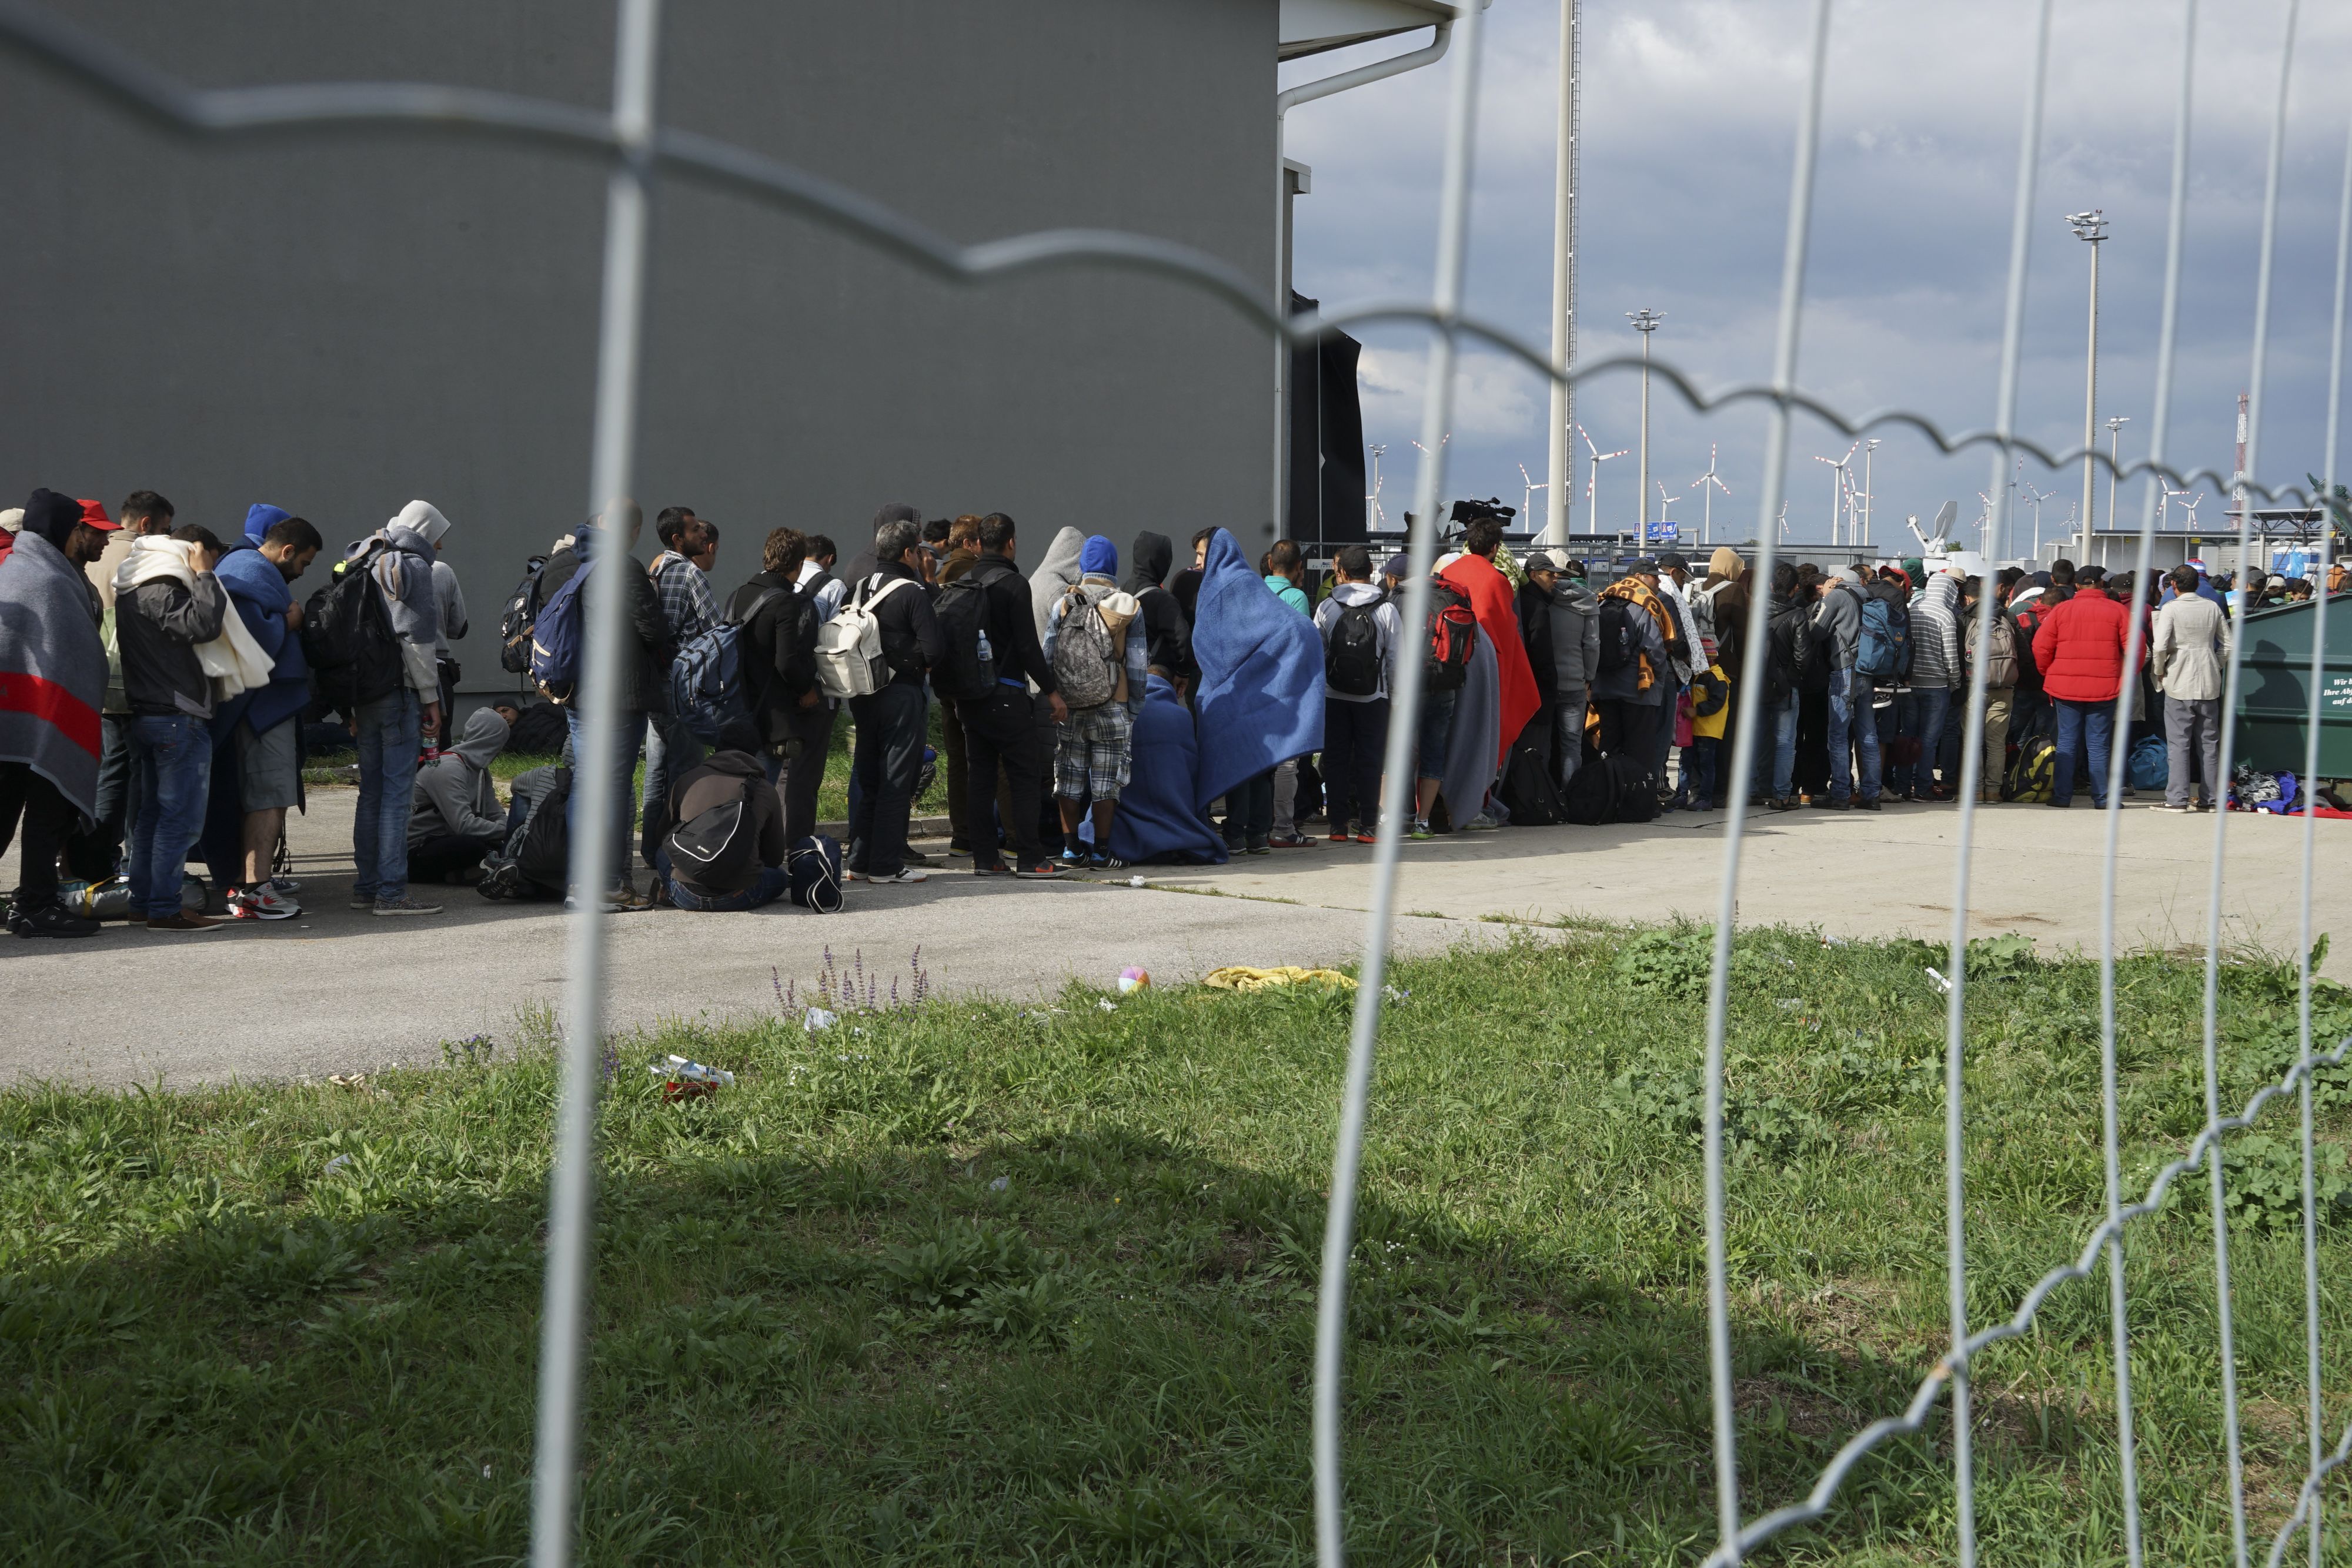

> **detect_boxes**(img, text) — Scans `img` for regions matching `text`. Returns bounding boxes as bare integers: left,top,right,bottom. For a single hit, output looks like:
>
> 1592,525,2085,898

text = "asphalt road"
3,787,2340,1089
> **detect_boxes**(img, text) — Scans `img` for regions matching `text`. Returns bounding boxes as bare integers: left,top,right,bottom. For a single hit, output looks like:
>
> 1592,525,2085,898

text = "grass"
5,929,2351,1564
310,708,953,825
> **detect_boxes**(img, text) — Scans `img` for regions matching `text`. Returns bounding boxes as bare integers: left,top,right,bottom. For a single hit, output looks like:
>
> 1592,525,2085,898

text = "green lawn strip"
4,931,2348,1564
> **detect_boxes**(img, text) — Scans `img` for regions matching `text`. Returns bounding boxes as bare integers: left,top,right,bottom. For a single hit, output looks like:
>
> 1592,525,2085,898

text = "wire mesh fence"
4,0,2348,1562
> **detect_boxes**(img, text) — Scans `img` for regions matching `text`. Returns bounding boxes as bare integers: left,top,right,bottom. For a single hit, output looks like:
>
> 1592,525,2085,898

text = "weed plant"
1,928,2347,1564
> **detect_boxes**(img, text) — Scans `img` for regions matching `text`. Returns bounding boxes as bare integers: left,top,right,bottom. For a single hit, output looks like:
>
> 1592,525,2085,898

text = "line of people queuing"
5,476,2324,942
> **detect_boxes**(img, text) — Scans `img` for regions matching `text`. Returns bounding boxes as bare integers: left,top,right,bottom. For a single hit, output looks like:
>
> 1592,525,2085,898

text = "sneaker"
1245,840,1271,855
9,901,100,939
373,894,443,917
1011,860,1064,880
872,868,928,884
228,885,300,921
945,841,974,858
1855,795,1883,812
1267,832,1316,850
1086,851,1111,870
270,875,302,895
1813,796,1850,811
1355,831,1378,844
1408,821,1434,841
2149,803,2192,814
1059,847,1083,866
1327,826,1354,843
478,862,524,901
1461,813,1499,832
902,847,935,867
350,894,376,911
146,912,228,934
1771,796,1801,813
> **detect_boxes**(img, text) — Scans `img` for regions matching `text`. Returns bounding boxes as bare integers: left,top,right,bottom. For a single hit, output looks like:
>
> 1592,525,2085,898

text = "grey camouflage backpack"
1050,586,1120,710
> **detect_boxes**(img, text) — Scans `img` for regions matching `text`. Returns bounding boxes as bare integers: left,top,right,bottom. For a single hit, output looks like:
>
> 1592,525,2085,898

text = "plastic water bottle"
977,627,994,667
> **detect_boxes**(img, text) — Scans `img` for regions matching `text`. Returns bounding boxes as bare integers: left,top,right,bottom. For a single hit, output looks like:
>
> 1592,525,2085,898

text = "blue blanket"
1104,674,1228,865
1192,529,1325,808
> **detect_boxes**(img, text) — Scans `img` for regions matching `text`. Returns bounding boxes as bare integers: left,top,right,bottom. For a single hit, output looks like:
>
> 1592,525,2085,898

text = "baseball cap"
76,499,121,532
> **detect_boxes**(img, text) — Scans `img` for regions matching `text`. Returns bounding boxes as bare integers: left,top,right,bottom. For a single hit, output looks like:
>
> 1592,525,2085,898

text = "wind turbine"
2017,480,2057,559
1519,463,1548,534
2178,490,2203,531
1654,482,1678,540
1577,424,1630,535
1688,444,1730,545
1365,443,1388,533
1776,500,1790,541
1813,443,1859,543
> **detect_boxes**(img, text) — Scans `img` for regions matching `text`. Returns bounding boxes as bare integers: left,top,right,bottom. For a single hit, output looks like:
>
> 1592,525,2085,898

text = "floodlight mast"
2067,208,2109,563
1626,308,1665,525
1543,0,1581,544
2104,416,2130,530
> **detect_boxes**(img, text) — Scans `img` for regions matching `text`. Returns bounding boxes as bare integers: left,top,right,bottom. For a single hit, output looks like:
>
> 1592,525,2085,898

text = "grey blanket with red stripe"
0,529,106,815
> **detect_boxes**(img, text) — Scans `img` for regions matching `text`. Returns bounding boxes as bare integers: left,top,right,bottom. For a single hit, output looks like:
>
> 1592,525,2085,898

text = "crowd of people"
1,479,2336,940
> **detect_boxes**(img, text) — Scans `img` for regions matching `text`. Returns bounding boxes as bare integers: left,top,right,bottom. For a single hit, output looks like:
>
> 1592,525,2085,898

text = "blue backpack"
529,558,591,701
670,588,785,745
1855,593,1912,681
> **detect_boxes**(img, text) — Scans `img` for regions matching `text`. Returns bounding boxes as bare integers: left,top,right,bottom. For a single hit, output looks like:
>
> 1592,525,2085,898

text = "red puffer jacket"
2030,586,2139,702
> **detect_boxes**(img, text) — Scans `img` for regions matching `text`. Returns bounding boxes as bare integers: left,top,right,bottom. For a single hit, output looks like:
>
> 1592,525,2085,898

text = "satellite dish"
1930,500,1959,541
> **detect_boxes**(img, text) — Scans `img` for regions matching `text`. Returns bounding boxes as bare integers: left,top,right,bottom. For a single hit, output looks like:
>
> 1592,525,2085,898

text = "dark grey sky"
1279,0,2352,556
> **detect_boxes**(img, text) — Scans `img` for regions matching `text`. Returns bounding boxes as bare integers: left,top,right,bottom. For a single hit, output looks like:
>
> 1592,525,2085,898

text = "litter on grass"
1203,965,1357,993
803,1007,838,1033
1117,965,1151,993
1925,967,1953,995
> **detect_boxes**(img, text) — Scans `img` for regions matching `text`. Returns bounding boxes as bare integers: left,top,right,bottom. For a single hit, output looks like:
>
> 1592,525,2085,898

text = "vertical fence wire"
2202,8,2302,1563
1310,4,1482,1563
527,1,662,1563
1697,1,1833,1559
1940,4,2059,1560
2290,93,2352,1568
2090,8,2200,1561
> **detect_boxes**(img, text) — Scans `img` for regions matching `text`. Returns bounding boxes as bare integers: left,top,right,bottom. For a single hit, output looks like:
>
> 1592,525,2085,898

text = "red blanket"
1438,554,1539,760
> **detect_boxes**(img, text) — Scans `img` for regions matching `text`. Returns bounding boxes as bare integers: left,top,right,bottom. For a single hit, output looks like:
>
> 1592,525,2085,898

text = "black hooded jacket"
1122,531,1192,678
726,570,819,744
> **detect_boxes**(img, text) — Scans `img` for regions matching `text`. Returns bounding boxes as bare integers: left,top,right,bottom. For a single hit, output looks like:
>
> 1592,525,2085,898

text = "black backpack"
1325,595,1385,697
1496,734,1564,825
1561,753,1622,825
931,573,997,701
1611,753,1661,822
664,774,761,893
1595,594,1641,677
497,555,549,675
303,546,405,711
514,767,573,894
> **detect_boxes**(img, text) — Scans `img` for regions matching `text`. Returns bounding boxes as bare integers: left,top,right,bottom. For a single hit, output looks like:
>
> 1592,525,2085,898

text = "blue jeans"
1909,685,1953,794
642,710,704,861
847,682,927,877
2052,697,2114,808
353,690,422,903
1828,667,1880,803
652,846,790,911
566,706,645,891
1414,686,1459,780
126,714,211,918
1757,694,1798,798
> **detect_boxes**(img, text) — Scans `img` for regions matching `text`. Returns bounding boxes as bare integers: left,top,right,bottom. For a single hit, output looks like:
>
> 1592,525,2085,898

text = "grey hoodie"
1312,580,1402,701
346,519,442,696
1909,573,1962,689
1811,576,1864,670
1028,527,1087,646
409,708,509,845
1547,578,1603,691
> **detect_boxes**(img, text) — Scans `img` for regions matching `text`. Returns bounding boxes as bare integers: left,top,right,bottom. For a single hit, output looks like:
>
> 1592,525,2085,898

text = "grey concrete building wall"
0,0,1275,693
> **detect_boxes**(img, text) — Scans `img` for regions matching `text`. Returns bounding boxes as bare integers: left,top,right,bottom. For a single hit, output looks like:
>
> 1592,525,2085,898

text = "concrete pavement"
3,787,2341,1089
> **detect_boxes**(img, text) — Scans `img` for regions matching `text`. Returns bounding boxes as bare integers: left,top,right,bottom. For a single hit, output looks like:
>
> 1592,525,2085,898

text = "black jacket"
119,574,229,719
1122,532,1192,678
660,749,786,894
1764,591,1812,704
850,560,944,689
537,531,673,714
964,552,1056,694
727,571,820,744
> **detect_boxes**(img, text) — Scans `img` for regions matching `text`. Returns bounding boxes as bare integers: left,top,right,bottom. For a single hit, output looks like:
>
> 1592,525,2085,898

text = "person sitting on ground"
408,707,512,884
1045,534,1148,868
652,718,791,911
644,506,721,862
1313,544,1400,843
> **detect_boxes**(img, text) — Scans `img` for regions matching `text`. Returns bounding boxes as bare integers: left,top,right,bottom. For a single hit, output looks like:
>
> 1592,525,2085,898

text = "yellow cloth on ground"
1202,965,1357,992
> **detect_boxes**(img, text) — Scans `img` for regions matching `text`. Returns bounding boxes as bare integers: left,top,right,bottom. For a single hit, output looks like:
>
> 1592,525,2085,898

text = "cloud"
1279,0,2352,546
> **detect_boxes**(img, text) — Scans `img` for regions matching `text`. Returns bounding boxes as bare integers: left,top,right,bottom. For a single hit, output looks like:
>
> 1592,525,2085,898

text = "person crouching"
651,718,791,911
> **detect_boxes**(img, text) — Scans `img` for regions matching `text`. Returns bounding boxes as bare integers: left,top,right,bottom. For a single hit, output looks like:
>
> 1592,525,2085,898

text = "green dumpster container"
2231,594,2352,776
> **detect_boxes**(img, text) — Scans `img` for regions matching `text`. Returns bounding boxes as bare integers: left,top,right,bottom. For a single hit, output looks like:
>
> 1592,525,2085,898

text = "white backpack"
814,575,913,700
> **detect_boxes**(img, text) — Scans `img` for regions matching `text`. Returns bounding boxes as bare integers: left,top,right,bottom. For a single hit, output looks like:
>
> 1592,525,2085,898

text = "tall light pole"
2067,209,2108,563
1542,0,1580,544
2103,415,2129,531
1626,307,1664,527
1862,437,1881,547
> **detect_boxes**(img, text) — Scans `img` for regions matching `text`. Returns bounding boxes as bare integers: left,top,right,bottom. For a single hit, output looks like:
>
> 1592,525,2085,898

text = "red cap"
77,499,121,532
